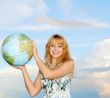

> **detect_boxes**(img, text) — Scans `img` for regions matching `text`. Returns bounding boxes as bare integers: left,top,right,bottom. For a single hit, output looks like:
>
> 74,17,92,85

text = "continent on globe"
1,33,33,66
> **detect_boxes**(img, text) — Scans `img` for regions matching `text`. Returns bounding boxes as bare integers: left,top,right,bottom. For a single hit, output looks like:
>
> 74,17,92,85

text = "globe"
1,33,33,66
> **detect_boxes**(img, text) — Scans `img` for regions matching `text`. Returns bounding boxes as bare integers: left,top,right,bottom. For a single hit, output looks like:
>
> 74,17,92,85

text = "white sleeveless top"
40,74,72,98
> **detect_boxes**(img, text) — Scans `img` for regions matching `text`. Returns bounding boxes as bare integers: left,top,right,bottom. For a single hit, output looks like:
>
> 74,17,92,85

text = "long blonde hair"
45,34,71,65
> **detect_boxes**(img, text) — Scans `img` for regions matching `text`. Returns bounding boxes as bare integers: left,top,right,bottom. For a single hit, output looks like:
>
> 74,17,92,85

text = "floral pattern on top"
40,74,72,98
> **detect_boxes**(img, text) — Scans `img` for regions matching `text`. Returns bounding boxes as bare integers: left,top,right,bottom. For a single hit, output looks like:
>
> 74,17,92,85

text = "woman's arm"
16,66,42,97
32,42,74,80
35,55,73,79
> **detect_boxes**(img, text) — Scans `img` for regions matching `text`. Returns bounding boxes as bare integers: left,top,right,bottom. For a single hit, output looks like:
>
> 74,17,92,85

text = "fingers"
31,40,36,48
13,65,25,70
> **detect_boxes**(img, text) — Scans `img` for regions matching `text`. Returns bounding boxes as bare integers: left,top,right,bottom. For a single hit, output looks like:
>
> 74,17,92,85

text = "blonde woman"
16,34,74,98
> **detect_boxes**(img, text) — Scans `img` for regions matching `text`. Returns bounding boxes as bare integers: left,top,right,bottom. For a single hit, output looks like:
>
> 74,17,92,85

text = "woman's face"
50,43,63,59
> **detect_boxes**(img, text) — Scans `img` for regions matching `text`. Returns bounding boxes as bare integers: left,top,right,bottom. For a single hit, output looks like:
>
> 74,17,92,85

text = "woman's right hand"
14,65,26,71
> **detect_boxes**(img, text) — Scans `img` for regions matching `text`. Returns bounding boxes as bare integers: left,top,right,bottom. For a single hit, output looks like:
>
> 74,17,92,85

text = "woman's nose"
54,46,58,50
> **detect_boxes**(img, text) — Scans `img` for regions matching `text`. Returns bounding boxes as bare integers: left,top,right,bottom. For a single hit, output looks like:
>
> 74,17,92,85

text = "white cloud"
0,0,109,30
80,39,110,69
84,19,110,29
93,72,110,98
75,39,110,98
99,81,110,98
12,24,58,31
35,17,110,29
74,70,110,98
0,93,4,97
0,65,39,98
34,0,48,16
0,0,48,28
58,0,73,15
0,0,34,26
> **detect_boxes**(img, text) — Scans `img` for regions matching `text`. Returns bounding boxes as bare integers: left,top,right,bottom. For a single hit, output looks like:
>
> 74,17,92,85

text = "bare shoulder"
63,59,74,66
62,59,74,73
58,59,74,70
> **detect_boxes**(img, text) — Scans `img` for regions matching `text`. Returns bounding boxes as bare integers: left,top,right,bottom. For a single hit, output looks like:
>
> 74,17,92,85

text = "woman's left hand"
31,41,38,56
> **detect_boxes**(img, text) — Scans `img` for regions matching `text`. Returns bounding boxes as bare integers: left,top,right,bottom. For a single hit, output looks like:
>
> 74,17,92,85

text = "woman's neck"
51,59,62,67
51,60,57,65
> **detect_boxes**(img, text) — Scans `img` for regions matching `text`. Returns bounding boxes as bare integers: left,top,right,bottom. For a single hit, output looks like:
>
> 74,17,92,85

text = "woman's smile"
50,44,63,58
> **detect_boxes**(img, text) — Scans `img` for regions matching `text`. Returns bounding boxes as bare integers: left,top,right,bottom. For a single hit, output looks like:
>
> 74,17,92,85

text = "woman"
16,34,74,98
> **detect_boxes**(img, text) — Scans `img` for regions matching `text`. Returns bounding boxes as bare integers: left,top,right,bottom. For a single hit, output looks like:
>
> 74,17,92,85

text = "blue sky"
0,0,110,98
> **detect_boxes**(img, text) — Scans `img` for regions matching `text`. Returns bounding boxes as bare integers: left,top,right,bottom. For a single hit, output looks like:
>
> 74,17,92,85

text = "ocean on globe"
1,33,33,66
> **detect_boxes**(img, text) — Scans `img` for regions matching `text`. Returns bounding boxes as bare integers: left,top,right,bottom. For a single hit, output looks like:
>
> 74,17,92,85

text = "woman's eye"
50,44,62,48
58,45,62,47
50,45,55,47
